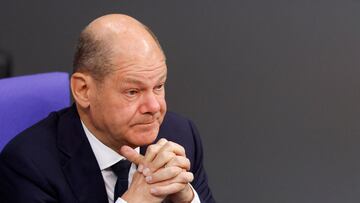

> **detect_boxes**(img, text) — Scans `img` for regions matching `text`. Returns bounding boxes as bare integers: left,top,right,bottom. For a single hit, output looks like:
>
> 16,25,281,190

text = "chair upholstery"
0,72,70,151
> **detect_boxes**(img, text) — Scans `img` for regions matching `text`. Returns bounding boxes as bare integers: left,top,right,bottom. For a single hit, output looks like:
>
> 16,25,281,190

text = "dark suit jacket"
0,105,215,203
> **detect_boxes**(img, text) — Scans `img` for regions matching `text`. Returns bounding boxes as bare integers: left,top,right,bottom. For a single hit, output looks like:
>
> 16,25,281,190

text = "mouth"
132,122,159,132
132,120,158,127
138,121,157,126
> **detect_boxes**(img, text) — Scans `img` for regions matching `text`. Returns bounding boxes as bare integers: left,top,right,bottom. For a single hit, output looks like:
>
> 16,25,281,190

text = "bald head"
73,14,164,81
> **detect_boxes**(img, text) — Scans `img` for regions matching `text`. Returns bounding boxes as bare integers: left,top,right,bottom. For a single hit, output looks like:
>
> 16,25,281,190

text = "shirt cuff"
115,198,127,203
189,183,201,203
115,184,200,203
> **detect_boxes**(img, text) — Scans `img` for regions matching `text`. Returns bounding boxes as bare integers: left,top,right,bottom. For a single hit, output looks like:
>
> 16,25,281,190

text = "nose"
139,92,161,115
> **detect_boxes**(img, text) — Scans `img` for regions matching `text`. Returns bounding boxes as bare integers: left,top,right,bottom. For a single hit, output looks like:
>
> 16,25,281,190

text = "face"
87,52,167,149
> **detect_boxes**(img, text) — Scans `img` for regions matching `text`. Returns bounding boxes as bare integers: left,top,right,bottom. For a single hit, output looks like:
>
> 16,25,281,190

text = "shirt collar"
81,121,139,170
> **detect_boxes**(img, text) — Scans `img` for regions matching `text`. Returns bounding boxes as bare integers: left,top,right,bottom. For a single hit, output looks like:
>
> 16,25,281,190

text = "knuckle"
166,141,175,148
168,151,176,159
179,145,185,154
173,155,181,163
181,173,188,182
189,172,194,182
169,166,182,174
173,156,191,169
181,172,193,183
147,145,157,154
157,151,168,161
184,157,190,164
159,138,168,143
185,158,191,169
152,187,163,195
163,151,176,161
162,150,172,157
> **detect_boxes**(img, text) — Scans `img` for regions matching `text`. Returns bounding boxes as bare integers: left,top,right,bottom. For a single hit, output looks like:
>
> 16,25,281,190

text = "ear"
71,72,93,109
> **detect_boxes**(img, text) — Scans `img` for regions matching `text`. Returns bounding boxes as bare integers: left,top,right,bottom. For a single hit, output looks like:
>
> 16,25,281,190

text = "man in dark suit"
0,14,215,203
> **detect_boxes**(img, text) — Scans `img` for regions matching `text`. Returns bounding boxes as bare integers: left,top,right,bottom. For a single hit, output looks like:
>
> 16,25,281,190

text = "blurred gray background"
2,0,360,202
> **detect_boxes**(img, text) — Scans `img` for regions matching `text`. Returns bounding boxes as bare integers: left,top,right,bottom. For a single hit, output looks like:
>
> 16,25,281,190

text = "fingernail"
145,176,152,183
143,168,150,176
138,164,143,172
150,188,157,194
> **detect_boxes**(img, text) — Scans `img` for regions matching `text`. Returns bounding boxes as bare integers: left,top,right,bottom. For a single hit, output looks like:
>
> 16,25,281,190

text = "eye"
125,89,139,97
155,83,164,91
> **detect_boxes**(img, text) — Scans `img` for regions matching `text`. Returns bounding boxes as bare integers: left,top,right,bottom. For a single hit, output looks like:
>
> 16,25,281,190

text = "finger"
136,139,168,174
176,171,194,184
120,145,144,165
145,141,186,173
144,138,168,163
147,142,185,171
143,145,161,164
145,166,182,183
149,171,194,186
149,151,176,171
157,138,168,145
158,141,186,157
125,171,166,202
165,156,191,171
150,183,187,196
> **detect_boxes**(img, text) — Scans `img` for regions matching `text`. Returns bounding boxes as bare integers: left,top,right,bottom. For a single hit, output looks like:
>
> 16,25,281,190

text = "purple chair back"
0,72,70,151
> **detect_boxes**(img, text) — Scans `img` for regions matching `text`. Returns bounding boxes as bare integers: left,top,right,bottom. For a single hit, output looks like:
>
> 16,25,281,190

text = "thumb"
120,145,144,165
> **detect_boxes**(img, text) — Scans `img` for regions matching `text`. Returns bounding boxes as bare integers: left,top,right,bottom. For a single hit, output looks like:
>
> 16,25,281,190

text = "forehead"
111,62,167,86
106,33,167,86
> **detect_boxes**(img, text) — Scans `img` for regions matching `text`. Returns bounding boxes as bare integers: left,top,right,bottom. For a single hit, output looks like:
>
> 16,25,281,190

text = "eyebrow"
121,73,167,86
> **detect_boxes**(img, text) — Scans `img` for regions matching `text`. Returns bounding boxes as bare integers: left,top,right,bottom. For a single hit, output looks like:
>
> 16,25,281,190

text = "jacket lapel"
57,105,108,203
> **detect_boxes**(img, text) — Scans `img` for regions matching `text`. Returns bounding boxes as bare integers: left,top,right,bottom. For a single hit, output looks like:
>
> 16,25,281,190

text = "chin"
128,128,159,147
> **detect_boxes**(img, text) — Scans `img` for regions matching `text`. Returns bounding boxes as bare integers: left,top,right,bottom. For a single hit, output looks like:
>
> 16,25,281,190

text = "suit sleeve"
188,120,216,203
0,148,58,203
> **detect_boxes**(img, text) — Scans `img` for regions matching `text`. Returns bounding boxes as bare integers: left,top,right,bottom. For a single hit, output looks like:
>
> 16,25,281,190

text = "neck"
76,105,124,152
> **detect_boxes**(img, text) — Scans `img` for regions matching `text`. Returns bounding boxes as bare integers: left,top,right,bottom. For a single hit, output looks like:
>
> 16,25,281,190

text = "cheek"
160,98,167,113
110,103,139,126
157,95,166,108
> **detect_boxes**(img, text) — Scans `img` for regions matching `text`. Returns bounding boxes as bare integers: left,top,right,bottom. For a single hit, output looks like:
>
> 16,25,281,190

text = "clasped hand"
120,138,194,203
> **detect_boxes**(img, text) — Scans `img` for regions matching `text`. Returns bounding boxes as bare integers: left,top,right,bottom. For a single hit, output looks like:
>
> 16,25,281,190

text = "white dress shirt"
82,121,200,203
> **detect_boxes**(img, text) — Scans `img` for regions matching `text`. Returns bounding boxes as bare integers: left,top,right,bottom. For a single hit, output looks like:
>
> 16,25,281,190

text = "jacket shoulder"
161,111,194,131
0,107,72,161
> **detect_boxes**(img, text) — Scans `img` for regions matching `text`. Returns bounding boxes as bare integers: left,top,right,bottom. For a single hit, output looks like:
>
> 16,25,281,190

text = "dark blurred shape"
0,50,12,78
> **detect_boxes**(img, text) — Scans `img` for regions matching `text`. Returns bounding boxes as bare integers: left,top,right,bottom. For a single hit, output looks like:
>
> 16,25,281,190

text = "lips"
131,114,161,127
137,121,156,126
132,120,157,127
